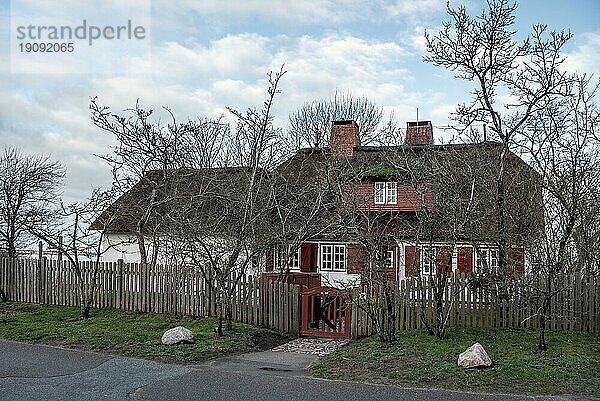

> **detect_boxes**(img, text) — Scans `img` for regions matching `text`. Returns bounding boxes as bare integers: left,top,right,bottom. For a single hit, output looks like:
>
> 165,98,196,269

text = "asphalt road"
0,340,593,401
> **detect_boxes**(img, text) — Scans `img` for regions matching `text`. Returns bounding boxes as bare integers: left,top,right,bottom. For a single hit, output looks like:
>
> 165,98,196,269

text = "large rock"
161,326,194,345
457,342,492,368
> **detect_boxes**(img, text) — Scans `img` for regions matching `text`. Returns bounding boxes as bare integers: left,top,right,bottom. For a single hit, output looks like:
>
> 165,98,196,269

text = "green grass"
0,302,291,364
310,327,600,397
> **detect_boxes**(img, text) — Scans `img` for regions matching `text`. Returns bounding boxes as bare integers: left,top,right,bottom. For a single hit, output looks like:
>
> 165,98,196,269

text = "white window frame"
385,249,395,269
386,182,397,204
320,244,346,271
374,182,386,204
321,244,333,270
274,244,300,271
422,247,436,275
490,249,499,272
374,182,397,205
475,249,489,273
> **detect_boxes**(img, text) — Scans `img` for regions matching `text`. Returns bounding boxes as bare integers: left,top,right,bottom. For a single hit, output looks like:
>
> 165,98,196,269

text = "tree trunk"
137,233,149,312
216,301,224,336
497,145,508,274
225,298,233,331
80,303,91,319
436,297,446,340
538,313,547,351
416,279,435,336
79,285,92,319
7,241,16,258
384,287,396,342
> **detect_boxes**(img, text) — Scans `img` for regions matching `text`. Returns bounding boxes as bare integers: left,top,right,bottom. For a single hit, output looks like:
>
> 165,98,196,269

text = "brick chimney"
330,120,360,157
405,121,433,146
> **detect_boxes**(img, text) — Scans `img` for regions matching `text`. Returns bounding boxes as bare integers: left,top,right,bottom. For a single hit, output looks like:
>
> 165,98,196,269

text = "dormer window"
374,182,397,204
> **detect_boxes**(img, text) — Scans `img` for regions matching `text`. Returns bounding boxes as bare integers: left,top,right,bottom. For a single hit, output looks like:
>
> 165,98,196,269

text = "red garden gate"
300,286,351,339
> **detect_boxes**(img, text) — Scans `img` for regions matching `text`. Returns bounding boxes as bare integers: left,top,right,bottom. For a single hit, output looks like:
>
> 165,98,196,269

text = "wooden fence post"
117,259,123,310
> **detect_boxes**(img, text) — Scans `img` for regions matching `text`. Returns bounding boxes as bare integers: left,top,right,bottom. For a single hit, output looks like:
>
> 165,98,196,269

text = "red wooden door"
301,286,351,339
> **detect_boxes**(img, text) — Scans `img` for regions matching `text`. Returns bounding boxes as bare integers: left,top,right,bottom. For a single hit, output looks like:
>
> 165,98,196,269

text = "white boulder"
161,326,194,345
457,342,492,368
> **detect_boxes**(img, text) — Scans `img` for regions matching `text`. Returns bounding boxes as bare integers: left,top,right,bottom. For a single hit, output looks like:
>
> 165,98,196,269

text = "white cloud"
1,30,449,204
563,32,600,76
410,30,429,55
170,0,366,25
384,0,446,17
149,34,271,80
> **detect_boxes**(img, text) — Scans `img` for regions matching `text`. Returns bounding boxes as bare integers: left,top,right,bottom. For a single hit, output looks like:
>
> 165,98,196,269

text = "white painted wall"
319,270,361,288
101,233,145,263
100,233,261,275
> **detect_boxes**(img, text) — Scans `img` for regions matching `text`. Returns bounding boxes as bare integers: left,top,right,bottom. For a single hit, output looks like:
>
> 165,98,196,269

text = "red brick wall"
510,248,525,274
330,121,359,158
347,243,366,274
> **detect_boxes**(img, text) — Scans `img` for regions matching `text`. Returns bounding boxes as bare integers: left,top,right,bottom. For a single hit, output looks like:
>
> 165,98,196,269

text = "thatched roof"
92,141,541,244
90,167,267,234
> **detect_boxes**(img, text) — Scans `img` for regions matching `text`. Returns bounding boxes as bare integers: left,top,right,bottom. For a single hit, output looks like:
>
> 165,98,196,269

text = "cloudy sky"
1,0,599,204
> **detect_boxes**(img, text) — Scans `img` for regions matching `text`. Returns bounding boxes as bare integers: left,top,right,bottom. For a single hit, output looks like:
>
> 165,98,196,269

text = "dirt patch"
250,331,290,351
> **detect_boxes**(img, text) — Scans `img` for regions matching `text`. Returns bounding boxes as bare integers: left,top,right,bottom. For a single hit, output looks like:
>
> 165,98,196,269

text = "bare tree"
268,148,341,277
89,99,232,313
29,188,119,318
176,67,287,335
0,147,64,258
288,91,399,149
519,75,600,350
425,0,572,275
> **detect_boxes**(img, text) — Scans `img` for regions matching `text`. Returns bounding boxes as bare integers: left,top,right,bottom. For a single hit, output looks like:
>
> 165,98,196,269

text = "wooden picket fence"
0,257,300,334
1,257,598,338
351,273,600,338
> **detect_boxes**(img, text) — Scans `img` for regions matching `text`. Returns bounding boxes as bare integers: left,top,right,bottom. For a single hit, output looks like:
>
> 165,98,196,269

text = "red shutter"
405,245,420,277
436,246,452,275
310,244,318,272
457,247,473,274
265,246,274,272
300,243,312,273
511,248,525,274
347,244,366,274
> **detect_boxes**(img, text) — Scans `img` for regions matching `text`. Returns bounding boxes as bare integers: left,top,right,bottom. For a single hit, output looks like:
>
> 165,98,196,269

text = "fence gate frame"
300,286,351,339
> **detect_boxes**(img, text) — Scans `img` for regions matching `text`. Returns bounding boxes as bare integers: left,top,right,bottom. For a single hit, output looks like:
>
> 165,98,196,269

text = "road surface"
0,340,592,401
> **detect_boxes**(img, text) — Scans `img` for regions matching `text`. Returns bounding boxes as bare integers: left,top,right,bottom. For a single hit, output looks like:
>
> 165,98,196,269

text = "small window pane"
374,182,386,204
333,245,346,271
321,245,333,270
476,249,488,272
275,244,300,270
490,249,498,272
385,250,394,269
386,182,397,204
423,247,436,275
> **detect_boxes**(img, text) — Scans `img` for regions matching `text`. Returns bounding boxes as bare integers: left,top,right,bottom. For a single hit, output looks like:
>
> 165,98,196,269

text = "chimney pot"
405,121,433,146
330,120,360,157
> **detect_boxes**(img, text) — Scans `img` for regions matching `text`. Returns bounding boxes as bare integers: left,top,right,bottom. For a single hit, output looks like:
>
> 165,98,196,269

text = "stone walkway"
271,337,350,356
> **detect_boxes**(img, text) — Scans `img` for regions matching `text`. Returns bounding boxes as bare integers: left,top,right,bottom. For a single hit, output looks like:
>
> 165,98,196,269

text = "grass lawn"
0,302,291,364
310,327,600,397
